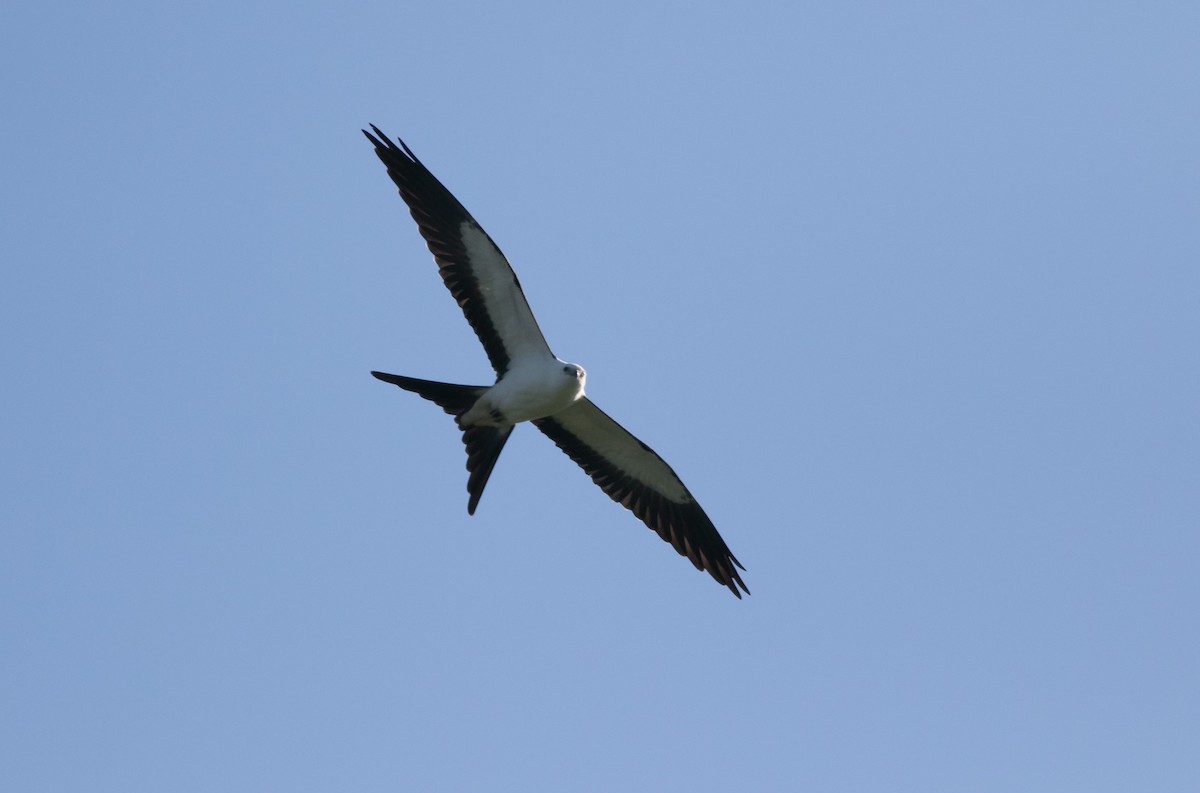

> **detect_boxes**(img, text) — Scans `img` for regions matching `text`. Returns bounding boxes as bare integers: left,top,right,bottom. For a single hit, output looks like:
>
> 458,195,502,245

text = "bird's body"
460,359,585,428
364,125,748,597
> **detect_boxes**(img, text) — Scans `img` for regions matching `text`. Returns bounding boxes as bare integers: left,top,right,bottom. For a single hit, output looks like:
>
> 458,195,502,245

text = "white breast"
461,357,585,427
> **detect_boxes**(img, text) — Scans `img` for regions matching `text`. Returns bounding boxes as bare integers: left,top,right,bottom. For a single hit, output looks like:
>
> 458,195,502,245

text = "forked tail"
372,371,513,515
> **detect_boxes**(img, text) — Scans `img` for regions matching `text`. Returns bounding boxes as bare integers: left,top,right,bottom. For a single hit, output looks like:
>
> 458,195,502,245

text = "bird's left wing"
533,399,748,597
363,125,554,377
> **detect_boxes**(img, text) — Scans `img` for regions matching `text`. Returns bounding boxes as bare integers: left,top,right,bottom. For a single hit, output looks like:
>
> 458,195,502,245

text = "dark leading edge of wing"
534,400,749,598
362,125,551,377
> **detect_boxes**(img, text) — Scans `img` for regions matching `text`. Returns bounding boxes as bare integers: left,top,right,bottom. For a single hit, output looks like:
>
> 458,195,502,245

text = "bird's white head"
561,362,587,392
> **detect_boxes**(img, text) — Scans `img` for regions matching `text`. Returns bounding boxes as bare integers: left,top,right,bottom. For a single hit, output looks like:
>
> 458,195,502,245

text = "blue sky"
3,2,1198,790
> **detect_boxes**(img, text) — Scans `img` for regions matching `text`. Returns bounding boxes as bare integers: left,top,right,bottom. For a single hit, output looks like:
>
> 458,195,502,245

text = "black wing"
364,126,554,377
534,398,748,598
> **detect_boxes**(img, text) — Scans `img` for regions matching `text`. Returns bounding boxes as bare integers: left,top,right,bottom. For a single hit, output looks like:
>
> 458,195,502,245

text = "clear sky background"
2,2,1197,790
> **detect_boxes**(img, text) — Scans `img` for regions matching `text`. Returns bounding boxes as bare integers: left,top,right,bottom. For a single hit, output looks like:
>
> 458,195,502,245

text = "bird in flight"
363,125,748,597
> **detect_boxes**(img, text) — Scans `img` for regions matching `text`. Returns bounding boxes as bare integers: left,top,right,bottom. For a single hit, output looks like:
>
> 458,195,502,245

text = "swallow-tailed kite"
364,126,748,598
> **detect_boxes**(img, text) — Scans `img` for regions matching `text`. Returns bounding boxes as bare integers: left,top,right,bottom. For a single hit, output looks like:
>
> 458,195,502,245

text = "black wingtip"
362,125,385,149
717,558,750,598
371,370,406,387
361,124,420,163
361,124,389,152
730,576,749,599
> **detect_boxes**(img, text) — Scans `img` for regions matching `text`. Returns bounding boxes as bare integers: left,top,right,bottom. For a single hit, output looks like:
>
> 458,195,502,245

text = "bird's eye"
563,366,571,373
